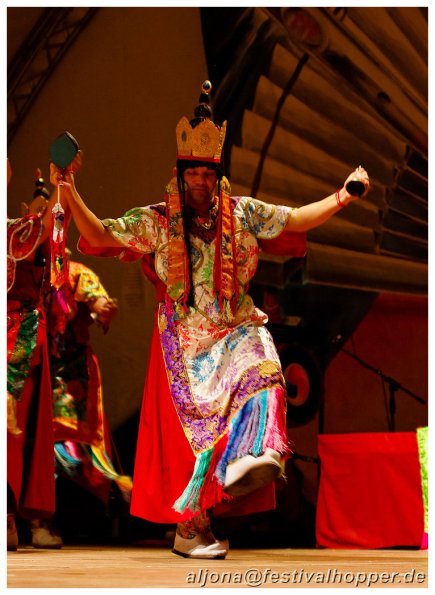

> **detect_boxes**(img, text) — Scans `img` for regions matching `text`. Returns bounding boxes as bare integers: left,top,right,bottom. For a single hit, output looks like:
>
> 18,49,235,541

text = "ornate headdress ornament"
175,81,227,163
166,81,238,322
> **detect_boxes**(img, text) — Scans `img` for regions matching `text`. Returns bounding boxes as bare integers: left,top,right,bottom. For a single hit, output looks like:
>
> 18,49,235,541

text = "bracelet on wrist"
335,189,346,208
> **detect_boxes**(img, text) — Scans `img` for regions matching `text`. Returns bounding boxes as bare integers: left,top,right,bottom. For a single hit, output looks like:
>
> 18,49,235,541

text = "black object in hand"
345,179,366,196
49,132,79,169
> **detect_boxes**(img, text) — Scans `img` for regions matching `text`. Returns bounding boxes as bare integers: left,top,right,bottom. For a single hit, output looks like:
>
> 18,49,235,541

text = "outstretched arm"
286,167,370,232
50,163,124,248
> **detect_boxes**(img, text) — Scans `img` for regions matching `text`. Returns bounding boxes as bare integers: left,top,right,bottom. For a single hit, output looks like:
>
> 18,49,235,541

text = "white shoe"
30,520,63,549
223,448,282,497
173,532,229,559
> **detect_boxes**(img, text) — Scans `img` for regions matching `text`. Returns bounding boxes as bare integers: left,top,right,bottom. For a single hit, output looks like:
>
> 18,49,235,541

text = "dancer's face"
183,166,217,212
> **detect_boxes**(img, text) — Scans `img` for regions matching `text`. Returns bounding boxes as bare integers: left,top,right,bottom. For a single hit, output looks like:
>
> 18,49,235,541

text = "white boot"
30,519,63,549
172,514,228,559
223,448,282,497
173,532,229,559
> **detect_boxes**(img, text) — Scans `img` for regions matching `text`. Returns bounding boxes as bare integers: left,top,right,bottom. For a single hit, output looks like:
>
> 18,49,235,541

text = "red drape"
316,432,425,548
7,314,56,519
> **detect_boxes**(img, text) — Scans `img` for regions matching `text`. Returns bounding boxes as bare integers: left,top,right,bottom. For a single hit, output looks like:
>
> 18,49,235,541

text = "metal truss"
8,7,99,145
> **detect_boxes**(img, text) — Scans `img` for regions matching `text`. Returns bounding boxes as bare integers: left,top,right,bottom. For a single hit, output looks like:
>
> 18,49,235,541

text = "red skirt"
130,320,276,524
7,313,56,519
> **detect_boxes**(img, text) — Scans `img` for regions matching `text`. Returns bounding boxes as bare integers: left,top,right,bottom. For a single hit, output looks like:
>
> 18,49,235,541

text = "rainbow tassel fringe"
54,442,82,476
55,440,132,502
173,448,214,513
85,444,133,502
173,387,289,514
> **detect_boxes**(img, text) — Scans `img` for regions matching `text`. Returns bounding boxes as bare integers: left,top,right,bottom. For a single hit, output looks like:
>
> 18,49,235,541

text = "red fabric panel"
258,229,307,257
316,432,425,548
130,314,275,523
129,317,198,523
7,315,56,519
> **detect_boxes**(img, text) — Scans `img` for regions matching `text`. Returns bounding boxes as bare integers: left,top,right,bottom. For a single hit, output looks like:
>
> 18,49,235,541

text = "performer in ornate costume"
8,163,130,550
51,81,369,558
46,248,132,507
7,162,65,550
27,172,131,544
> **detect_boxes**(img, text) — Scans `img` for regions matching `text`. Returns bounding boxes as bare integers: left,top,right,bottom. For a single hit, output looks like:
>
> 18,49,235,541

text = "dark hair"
34,177,49,199
176,159,222,179
189,88,213,129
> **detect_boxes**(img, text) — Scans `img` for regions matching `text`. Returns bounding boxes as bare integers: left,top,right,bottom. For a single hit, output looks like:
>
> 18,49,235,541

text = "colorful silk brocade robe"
80,196,307,513
7,215,56,517
48,261,132,500
7,216,44,434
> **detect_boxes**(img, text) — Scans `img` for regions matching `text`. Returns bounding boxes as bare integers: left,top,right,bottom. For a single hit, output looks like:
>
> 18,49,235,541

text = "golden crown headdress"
166,81,238,323
176,80,227,163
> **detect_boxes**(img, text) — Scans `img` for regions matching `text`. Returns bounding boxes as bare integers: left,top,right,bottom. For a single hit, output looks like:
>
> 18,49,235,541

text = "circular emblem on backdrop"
279,344,323,425
281,8,325,50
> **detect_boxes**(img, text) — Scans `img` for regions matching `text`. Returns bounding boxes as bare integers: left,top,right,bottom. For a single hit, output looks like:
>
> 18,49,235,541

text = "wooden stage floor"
7,545,428,588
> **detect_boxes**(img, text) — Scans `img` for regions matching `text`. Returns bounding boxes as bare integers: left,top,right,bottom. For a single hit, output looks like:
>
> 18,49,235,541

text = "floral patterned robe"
79,196,306,520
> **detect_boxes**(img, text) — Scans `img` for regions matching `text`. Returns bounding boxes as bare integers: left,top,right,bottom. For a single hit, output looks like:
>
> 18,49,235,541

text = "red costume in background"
7,216,55,519
47,259,132,503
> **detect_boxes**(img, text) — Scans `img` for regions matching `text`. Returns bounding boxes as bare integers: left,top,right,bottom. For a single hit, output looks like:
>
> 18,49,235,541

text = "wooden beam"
303,242,427,294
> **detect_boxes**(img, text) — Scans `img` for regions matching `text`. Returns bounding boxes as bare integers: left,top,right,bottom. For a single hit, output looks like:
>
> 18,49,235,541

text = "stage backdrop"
7,11,427,509
7,7,208,429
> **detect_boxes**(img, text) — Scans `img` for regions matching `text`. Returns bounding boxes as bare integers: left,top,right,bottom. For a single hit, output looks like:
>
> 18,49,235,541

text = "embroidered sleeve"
7,215,43,260
69,261,109,303
101,206,161,254
7,215,44,292
234,196,296,239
